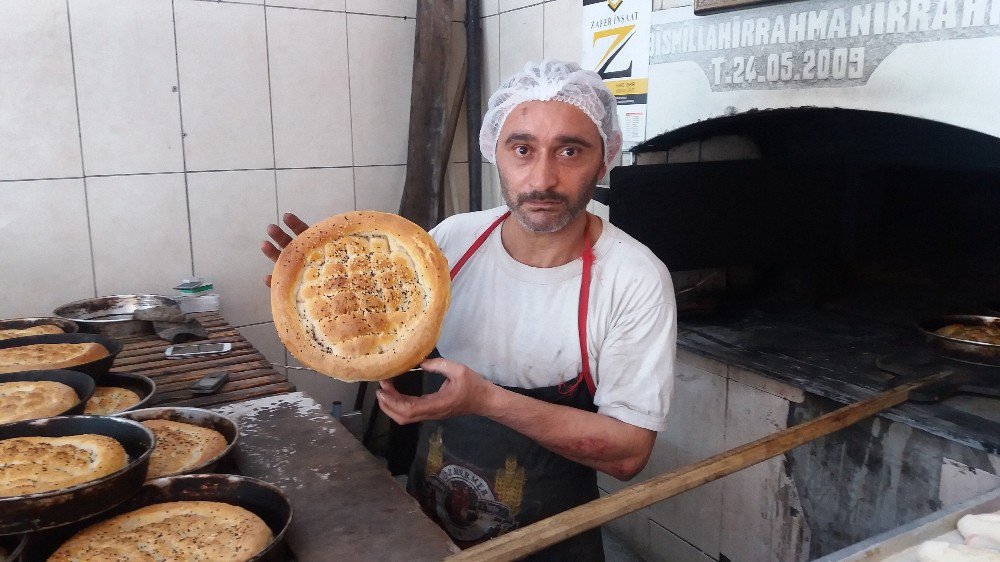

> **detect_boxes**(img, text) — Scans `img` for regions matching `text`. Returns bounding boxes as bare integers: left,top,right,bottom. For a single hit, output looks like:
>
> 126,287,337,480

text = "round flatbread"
141,419,228,479
0,380,79,423
0,342,108,374
271,211,450,381
0,434,127,497
47,501,273,562
84,387,142,415
0,324,64,341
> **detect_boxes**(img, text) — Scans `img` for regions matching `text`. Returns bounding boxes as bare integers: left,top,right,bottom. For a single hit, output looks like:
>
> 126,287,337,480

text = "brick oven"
593,2,1000,560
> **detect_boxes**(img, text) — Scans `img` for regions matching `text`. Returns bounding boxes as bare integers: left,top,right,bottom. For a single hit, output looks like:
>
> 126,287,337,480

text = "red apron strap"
450,211,510,280
577,220,597,397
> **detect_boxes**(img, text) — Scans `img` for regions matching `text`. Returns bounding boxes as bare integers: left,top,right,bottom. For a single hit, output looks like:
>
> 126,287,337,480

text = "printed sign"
583,0,652,147
650,0,1000,91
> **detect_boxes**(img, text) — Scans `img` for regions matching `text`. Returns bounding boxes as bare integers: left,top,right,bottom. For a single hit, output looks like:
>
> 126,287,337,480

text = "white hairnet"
480,60,623,169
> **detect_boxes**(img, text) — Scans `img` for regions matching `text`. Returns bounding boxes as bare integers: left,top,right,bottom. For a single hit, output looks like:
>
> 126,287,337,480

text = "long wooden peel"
447,371,953,561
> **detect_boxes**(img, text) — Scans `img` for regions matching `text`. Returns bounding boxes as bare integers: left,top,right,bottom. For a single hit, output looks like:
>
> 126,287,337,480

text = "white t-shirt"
430,207,677,432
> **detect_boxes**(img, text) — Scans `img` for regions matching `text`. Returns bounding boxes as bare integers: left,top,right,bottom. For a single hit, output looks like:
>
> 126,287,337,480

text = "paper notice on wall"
582,0,651,150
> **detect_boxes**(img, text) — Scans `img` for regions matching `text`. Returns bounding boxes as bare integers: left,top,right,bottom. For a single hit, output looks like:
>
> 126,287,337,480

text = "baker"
262,60,676,560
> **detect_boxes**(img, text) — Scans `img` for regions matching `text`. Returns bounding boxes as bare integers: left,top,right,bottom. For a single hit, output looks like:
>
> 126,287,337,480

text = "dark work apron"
408,211,605,561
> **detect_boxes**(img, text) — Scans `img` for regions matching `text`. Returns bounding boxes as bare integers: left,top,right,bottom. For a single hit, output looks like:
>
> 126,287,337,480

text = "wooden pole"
447,372,951,561
398,0,453,230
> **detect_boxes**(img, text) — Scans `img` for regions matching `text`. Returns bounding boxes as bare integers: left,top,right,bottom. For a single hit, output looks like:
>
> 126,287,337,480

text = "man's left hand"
376,358,494,425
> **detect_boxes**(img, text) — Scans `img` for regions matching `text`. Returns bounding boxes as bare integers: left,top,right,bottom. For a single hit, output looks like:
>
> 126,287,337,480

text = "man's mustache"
516,191,569,205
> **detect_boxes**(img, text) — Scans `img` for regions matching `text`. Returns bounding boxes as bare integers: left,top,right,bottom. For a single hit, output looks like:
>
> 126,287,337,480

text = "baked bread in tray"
0,325,63,341
141,419,228,479
271,210,450,381
0,434,127,497
0,380,78,424
47,500,273,562
0,342,108,374
84,387,142,415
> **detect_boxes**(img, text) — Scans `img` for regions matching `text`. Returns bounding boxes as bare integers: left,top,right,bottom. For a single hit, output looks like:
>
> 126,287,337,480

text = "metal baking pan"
0,370,95,423
918,314,1000,365
25,474,294,562
0,415,155,535
54,294,178,338
87,372,157,415
0,533,26,562
0,317,78,336
0,333,123,378
115,407,239,477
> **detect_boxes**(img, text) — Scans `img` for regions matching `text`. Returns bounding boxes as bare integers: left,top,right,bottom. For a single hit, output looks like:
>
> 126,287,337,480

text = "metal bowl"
0,333,123,378
115,407,239,478
0,317,78,335
87,372,157,415
54,295,178,338
25,474,293,562
0,416,155,535
0,370,96,424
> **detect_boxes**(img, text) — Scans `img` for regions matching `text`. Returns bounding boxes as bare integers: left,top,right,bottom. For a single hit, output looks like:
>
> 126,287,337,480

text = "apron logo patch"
428,464,518,542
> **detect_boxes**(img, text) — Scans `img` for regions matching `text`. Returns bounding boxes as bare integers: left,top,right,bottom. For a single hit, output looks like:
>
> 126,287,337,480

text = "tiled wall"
0,0,608,407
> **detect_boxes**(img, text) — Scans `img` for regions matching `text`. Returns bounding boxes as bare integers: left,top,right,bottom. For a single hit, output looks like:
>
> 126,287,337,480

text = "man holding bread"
262,60,676,560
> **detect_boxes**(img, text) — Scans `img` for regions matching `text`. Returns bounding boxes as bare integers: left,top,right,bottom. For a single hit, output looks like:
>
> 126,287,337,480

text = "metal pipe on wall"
465,0,483,212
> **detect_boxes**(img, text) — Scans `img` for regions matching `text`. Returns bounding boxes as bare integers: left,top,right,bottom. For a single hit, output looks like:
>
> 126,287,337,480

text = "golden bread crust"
142,419,228,479
48,500,273,562
0,325,64,341
84,387,142,415
0,434,127,497
936,323,1000,345
0,381,79,423
0,342,108,374
271,211,450,381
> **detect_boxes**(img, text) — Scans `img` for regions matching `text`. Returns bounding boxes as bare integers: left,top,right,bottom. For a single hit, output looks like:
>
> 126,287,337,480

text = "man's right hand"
261,213,309,287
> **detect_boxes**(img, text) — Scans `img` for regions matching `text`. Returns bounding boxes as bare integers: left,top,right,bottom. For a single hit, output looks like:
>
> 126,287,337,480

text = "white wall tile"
345,0,416,18
0,179,94,318
482,163,503,209
0,0,82,181
70,0,184,176
87,174,192,296
267,8,352,169
445,163,470,217
498,4,544,81
266,0,344,10
543,0,583,62
347,14,415,166
354,165,405,213
482,15,502,105
481,0,500,17
498,0,537,13
275,168,355,225
188,170,276,326
175,1,273,171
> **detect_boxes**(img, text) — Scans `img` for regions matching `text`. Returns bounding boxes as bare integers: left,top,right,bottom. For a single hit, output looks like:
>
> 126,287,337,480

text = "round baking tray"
0,317,78,335
0,533,26,562
54,294,177,338
86,372,157,415
0,415,155,535
918,315,1000,366
0,370,96,424
25,474,293,562
115,407,239,479
0,333,123,378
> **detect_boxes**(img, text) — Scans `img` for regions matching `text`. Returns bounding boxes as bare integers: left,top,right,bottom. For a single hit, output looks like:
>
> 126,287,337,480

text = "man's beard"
499,174,597,233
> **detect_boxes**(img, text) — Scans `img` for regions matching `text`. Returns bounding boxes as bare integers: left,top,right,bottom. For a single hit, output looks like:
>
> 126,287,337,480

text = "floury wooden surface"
213,393,458,561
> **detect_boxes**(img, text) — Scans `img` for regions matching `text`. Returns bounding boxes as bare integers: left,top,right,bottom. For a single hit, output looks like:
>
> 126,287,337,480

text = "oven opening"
610,106,1000,407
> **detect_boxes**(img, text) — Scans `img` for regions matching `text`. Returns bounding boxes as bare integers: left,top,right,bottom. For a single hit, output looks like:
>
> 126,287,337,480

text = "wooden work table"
106,313,456,560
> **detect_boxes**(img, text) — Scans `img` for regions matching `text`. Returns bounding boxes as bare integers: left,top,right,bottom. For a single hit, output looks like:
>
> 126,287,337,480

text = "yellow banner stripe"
604,78,648,96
